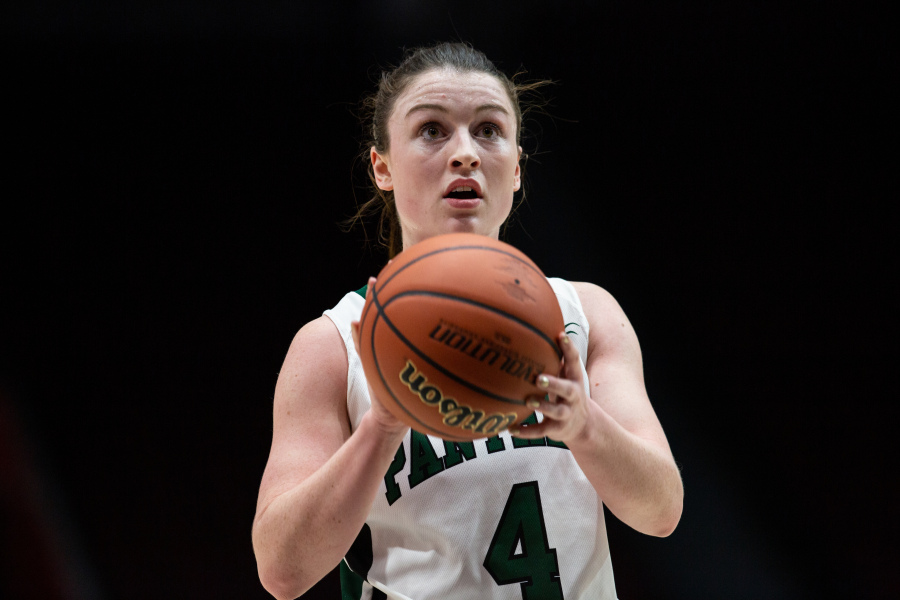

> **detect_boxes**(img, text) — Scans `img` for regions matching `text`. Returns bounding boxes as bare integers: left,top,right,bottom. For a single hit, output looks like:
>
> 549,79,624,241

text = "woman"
252,42,683,600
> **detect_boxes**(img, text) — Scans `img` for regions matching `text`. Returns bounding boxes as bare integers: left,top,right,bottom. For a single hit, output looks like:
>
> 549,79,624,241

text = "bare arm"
251,315,407,599
511,282,683,537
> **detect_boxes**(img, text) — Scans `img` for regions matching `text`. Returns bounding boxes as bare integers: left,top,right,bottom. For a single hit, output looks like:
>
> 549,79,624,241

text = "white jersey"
324,278,617,600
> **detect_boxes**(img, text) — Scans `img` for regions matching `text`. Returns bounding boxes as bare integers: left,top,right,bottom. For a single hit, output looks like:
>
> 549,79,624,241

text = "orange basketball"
358,233,564,441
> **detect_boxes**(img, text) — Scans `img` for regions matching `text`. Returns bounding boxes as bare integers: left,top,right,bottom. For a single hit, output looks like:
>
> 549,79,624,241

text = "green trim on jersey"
355,284,368,299
340,561,364,600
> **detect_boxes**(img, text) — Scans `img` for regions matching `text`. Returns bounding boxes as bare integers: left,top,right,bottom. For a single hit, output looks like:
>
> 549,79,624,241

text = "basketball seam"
369,303,454,438
379,244,545,294
362,242,556,361
385,290,561,358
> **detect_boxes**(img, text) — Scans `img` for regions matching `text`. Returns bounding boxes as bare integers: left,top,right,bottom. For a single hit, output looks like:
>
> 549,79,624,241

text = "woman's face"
371,69,521,249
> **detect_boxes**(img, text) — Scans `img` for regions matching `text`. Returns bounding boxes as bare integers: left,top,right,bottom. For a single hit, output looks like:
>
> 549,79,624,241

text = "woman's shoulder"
567,281,619,312
549,279,621,323
276,287,365,408
565,281,642,358
280,315,349,392
322,289,366,330
549,278,615,304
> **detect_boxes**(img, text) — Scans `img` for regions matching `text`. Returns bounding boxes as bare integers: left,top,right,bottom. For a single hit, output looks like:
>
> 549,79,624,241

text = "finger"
351,321,361,353
508,421,549,439
531,398,572,421
531,373,556,401
526,394,571,420
536,373,580,404
558,333,583,383
355,276,378,354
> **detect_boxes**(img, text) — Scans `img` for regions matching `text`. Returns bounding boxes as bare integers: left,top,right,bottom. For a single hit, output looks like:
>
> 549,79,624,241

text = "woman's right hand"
351,276,410,438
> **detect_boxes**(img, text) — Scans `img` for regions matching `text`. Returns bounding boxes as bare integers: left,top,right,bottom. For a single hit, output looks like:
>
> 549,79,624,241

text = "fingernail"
537,375,550,388
527,399,541,409
561,335,570,345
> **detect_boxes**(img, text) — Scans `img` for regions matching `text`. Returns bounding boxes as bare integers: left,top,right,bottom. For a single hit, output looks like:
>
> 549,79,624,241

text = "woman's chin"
442,218,501,239
404,220,501,249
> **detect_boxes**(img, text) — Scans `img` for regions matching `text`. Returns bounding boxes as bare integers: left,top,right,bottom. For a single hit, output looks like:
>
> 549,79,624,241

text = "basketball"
357,233,564,441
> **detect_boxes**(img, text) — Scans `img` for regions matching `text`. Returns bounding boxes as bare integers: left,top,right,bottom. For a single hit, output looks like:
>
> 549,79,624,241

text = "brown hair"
347,42,550,259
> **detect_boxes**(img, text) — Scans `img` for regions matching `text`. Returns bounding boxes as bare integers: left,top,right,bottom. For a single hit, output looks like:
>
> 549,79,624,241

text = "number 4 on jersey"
484,482,564,599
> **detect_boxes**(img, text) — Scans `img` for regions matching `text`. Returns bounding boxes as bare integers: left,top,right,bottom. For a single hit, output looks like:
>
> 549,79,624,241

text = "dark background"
2,1,894,599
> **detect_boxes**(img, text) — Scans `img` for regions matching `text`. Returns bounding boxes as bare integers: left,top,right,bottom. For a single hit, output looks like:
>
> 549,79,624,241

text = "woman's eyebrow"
405,103,448,117
405,103,510,118
475,103,510,115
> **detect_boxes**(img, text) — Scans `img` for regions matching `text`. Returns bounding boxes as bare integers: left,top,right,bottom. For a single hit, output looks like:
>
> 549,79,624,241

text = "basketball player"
252,43,683,599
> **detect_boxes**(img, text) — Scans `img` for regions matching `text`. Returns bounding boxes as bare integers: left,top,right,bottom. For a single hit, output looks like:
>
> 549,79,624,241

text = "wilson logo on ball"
428,321,546,383
399,360,517,436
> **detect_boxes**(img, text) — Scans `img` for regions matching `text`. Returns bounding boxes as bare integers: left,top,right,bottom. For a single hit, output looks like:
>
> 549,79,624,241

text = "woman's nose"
449,132,480,170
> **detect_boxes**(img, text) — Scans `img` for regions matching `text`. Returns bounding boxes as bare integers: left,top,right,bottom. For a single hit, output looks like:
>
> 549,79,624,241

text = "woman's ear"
371,147,393,191
513,146,523,191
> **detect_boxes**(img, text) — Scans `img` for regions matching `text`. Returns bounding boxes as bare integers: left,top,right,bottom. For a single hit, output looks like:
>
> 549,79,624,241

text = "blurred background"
2,1,894,598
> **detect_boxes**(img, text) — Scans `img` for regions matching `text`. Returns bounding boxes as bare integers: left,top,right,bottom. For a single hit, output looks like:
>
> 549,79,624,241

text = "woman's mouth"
443,180,483,209
445,186,479,200
444,186,481,209
444,197,481,209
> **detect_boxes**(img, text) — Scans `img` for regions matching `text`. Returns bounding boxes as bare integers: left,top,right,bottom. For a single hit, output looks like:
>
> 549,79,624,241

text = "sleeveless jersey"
323,278,617,600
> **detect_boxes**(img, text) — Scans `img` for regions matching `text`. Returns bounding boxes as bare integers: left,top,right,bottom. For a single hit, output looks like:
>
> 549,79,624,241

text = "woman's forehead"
394,69,513,117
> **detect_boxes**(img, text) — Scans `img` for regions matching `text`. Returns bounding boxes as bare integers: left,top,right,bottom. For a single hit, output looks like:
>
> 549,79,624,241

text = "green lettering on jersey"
442,440,477,469
486,435,506,453
512,413,547,448
383,442,406,506
408,430,444,489
510,412,570,449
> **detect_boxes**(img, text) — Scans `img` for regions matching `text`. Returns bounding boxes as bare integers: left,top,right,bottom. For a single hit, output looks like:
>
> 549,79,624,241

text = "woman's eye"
421,124,442,139
479,125,500,138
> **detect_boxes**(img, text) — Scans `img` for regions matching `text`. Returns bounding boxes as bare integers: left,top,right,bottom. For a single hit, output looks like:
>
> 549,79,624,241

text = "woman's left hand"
509,332,596,444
